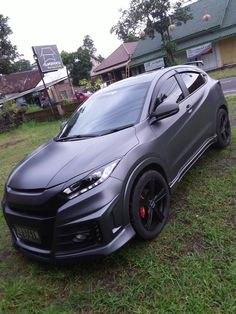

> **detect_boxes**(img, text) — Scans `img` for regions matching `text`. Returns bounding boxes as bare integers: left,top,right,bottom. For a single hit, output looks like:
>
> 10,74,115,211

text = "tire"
130,170,170,240
215,108,231,148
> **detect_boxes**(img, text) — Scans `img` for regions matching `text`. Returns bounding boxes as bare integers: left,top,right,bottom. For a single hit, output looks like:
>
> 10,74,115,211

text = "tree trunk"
166,28,175,64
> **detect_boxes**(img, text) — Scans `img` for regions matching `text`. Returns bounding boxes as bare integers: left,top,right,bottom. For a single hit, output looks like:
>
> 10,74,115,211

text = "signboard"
32,45,64,73
144,58,165,72
186,43,212,59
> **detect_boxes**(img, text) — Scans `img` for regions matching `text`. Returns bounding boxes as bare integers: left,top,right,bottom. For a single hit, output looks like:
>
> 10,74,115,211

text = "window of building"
60,90,68,99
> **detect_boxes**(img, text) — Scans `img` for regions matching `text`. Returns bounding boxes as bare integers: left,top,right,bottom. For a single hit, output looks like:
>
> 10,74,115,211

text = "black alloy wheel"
130,170,170,240
215,108,231,148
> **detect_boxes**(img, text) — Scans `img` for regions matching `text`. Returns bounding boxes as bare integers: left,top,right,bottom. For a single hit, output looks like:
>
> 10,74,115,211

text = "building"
90,56,101,77
0,68,73,106
130,0,236,73
92,42,138,85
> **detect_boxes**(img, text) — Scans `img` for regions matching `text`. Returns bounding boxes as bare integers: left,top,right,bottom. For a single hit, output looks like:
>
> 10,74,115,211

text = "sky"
1,0,130,62
1,0,196,63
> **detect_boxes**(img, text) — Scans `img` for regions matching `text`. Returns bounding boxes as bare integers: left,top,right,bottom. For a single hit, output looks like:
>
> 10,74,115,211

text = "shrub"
0,100,25,133
25,104,42,113
61,99,74,106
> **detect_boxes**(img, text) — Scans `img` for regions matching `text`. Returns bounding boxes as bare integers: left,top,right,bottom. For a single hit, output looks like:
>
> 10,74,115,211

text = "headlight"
62,160,120,199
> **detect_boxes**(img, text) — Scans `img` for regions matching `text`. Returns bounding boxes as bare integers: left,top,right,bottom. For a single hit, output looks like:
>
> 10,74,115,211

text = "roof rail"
185,60,204,67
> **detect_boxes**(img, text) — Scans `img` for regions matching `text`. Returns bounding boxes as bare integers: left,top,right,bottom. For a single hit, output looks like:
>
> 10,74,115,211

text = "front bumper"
2,177,135,263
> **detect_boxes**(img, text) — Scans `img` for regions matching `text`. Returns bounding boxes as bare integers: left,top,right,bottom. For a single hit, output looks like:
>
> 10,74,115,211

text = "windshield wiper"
98,124,134,136
55,124,134,141
55,133,98,142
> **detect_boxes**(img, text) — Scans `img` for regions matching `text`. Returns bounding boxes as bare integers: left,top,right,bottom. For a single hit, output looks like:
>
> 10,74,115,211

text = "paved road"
220,77,236,96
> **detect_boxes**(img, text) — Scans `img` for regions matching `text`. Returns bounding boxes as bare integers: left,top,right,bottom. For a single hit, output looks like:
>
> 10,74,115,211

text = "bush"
25,104,42,113
0,100,25,133
61,99,74,106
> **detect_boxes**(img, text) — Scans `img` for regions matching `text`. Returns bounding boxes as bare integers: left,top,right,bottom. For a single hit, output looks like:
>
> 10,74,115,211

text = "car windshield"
59,82,150,138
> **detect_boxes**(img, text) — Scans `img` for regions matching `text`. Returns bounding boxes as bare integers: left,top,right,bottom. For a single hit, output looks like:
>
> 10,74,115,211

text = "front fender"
116,156,169,225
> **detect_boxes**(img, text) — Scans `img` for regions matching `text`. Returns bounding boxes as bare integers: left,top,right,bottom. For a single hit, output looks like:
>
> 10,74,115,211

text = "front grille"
6,186,66,218
7,196,64,218
55,221,103,253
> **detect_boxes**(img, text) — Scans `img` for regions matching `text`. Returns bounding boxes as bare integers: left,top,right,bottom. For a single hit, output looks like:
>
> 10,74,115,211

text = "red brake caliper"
139,195,146,218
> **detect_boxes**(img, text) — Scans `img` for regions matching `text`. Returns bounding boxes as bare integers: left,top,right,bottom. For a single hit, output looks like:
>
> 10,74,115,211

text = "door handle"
186,104,193,113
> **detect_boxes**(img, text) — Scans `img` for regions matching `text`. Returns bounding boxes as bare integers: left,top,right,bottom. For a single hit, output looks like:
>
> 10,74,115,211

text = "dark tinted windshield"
59,82,150,137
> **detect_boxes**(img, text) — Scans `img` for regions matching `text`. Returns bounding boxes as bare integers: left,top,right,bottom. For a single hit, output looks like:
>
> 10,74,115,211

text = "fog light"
73,234,88,242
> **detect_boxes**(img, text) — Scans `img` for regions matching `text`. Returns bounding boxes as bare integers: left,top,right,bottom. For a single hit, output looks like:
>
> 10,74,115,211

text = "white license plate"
15,225,41,244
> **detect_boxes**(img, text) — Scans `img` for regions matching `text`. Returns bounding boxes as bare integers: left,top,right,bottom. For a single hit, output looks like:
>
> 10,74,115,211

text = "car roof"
106,69,164,90
103,65,204,91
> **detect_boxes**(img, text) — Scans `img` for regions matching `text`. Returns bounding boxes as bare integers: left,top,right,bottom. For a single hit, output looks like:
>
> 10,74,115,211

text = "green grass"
228,96,236,125
0,99,236,313
208,66,236,80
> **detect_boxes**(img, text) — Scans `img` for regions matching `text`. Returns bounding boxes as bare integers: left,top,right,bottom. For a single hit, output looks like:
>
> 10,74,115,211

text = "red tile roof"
0,70,41,95
94,42,138,72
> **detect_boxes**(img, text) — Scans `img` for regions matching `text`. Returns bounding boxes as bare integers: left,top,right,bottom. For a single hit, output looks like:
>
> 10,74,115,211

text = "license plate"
14,225,41,244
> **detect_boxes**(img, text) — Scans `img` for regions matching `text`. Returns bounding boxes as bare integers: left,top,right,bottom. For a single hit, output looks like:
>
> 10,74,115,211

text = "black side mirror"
150,102,179,123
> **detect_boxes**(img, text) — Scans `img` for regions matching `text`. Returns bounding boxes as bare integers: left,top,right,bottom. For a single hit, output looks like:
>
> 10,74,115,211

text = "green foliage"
79,78,92,90
61,99,74,106
82,34,97,56
61,48,92,86
124,33,139,42
111,0,193,65
60,50,74,72
0,100,24,132
61,36,104,85
0,14,19,74
2,100,19,113
79,78,102,92
24,104,42,113
71,47,92,85
162,38,178,65
97,54,104,62
13,59,32,72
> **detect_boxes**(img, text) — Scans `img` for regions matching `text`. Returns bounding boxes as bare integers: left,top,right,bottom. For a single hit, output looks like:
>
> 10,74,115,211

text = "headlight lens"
63,160,119,199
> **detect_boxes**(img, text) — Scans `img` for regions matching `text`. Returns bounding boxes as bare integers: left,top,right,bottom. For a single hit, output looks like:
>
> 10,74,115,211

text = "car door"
150,70,206,182
176,69,213,150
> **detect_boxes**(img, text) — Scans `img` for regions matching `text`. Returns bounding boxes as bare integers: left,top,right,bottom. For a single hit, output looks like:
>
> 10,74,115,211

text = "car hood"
8,127,138,190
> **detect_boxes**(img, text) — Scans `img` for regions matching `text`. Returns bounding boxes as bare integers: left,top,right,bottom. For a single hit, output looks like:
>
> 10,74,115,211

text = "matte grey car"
2,65,231,263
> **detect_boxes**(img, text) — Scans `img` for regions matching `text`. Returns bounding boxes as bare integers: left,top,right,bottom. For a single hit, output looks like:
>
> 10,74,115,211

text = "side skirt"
169,135,217,189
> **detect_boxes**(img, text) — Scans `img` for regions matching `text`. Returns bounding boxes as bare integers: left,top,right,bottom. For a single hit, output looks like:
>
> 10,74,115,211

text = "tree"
82,35,97,56
0,14,19,74
71,47,92,85
61,50,75,73
79,78,103,92
97,54,104,62
82,35,104,61
13,59,32,72
124,34,139,42
61,48,92,86
111,0,192,65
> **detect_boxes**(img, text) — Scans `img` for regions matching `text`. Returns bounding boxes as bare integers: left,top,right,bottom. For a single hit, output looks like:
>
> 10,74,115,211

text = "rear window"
180,72,205,94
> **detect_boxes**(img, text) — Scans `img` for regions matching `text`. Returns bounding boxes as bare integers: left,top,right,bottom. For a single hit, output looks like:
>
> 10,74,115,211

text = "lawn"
0,99,236,314
208,66,236,80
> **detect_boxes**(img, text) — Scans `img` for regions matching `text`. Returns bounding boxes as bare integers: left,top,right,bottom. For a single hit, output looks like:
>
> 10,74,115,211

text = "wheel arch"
219,104,228,113
122,158,169,225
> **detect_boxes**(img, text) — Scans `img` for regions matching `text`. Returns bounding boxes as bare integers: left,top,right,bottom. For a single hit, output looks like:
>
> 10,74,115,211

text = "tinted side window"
180,72,205,94
156,76,184,106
